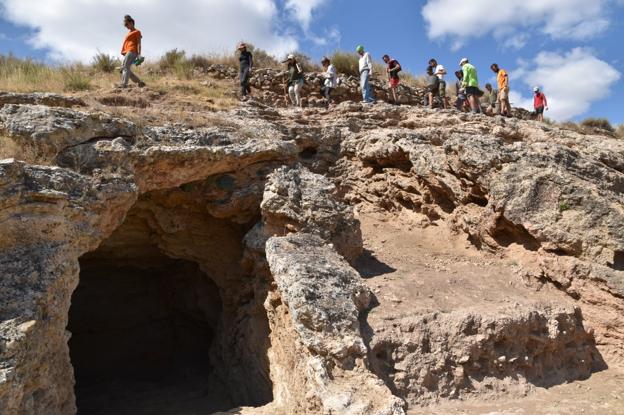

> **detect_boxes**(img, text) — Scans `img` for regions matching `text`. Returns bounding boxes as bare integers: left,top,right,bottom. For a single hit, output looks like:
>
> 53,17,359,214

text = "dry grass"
0,134,49,164
617,125,624,139
580,117,614,133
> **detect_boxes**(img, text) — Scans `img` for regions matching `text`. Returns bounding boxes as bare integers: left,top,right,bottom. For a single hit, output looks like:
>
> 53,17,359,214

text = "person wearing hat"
321,56,337,107
533,87,548,122
283,54,304,108
356,45,374,104
459,58,480,113
238,43,253,99
119,15,145,88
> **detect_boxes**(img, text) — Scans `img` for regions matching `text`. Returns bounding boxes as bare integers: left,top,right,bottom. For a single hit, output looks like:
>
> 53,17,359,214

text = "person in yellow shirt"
490,63,509,116
119,15,145,88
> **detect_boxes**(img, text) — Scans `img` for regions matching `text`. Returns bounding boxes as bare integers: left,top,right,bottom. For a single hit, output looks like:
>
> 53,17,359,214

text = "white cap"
533,86,540,92
459,58,469,65
287,54,295,60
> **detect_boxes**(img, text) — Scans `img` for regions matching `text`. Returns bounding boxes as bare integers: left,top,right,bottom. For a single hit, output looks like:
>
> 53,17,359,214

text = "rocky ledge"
0,97,622,415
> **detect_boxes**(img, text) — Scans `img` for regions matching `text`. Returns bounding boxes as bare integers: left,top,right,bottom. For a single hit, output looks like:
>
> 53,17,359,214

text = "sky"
0,0,622,124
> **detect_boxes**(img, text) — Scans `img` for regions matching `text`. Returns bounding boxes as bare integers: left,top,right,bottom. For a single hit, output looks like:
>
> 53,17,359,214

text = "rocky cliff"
0,92,622,415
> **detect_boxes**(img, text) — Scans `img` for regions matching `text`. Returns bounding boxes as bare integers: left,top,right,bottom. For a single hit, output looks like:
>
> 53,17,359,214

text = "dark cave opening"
67,195,272,415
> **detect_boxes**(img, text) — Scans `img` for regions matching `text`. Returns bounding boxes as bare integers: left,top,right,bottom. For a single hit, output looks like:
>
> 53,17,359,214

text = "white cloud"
422,0,618,46
509,48,621,121
284,0,327,30
0,0,298,62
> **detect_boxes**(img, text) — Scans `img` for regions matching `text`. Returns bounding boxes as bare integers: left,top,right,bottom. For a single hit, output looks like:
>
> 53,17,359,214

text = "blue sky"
1,0,622,123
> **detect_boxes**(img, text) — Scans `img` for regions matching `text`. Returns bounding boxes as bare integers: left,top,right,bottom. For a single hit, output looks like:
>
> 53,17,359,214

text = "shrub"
173,59,194,80
330,51,359,77
91,52,119,73
159,49,187,71
616,124,624,139
244,44,279,69
580,117,614,132
62,67,91,91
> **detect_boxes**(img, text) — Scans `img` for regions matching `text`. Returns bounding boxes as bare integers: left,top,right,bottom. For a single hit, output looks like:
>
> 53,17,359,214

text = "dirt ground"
356,210,624,415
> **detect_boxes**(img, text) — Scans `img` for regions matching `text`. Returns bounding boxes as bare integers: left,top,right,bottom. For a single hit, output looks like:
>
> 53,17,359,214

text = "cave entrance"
67,192,272,414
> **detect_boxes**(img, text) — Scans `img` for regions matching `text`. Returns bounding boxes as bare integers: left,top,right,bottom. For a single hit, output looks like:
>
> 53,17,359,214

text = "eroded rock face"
0,97,623,415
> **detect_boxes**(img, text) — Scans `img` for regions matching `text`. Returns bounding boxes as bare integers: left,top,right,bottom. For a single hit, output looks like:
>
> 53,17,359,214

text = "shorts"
535,106,544,115
438,80,446,97
389,77,400,88
498,87,509,101
465,86,480,97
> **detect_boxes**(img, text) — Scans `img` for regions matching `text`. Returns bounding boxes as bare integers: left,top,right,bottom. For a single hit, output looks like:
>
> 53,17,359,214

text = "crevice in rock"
490,216,541,251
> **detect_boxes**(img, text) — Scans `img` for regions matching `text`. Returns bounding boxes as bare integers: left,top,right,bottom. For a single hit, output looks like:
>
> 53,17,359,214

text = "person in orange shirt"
119,15,145,88
490,63,509,116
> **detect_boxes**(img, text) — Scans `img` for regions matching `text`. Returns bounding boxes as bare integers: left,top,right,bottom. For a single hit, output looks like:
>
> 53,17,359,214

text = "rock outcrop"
0,95,623,415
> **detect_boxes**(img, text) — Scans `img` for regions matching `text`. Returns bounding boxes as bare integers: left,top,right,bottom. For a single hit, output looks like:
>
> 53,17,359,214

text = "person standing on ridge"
484,83,498,115
283,54,304,109
460,58,480,113
429,59,448,109
490,63,510,116
533,87,548,122
238,43,253,100
454,70,468,111
425,66,439,108
119,15,145,88
383,54,401,105
321,57,337,108
356,45,375,104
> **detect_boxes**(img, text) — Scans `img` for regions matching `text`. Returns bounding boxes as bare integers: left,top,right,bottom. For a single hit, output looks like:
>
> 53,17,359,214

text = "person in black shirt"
383,54,401,105
238,43,253,99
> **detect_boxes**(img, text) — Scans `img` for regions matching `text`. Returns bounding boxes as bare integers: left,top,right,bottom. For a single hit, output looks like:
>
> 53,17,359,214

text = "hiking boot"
138,81,146,88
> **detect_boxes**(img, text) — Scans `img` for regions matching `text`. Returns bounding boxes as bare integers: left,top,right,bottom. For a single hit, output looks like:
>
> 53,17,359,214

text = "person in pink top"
533,86,549,122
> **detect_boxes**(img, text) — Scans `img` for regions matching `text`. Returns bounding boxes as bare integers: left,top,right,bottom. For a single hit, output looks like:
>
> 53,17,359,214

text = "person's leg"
120,53,133,87
240,67,249,97
439,81,447,109
360,71,367,102
123,52,142,85
288,85,296,106
428,91,434,108
294,80,303,107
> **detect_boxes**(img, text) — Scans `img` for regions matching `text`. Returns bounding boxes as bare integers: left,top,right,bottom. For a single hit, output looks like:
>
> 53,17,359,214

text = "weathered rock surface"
0,95,623,414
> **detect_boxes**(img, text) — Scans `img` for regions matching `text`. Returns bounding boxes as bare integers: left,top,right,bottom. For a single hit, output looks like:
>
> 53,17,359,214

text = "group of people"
116,16,550,120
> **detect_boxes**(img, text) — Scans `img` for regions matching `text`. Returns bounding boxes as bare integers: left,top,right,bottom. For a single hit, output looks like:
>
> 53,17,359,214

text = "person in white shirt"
321,56,337,107
356,45,375,103
429,58,448,109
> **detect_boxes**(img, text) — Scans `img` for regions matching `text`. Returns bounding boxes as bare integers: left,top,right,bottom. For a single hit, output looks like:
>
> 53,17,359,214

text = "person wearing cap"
429,59,448,109
484,83,498,116
490,63,509,116
238,43,253,99
383,54,401,104
356,45,374,104
283,54,304,108
533,87,548,122
321,56,337,107
119,15,145,88
459,58,480,113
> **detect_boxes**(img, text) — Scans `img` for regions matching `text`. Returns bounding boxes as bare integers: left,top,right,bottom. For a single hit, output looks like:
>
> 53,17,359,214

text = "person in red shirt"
119,15,145,88
533,87,548,122
383,54,401,105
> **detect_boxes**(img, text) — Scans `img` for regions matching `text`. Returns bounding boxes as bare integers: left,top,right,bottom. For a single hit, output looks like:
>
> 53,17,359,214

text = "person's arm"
366,54,373,75
296,63,303,75
544,94,548,109
461,67,468,88
249,53,253,71
138,33,142,56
